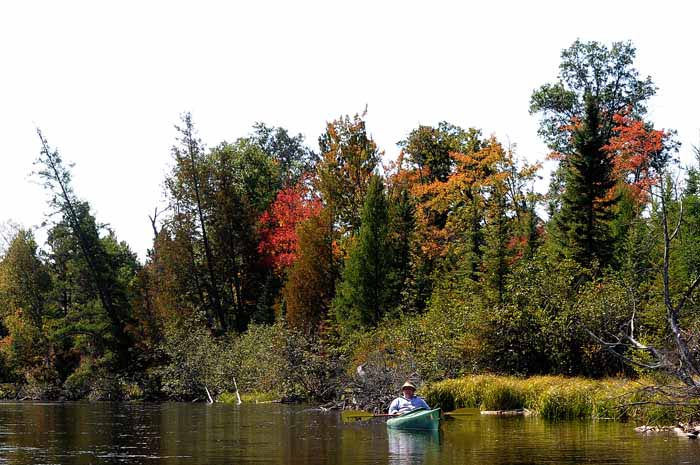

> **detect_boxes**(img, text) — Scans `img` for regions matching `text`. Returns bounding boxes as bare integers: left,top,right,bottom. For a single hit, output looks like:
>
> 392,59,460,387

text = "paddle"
341,407,479,422
341,410,394,421
443,407,481,419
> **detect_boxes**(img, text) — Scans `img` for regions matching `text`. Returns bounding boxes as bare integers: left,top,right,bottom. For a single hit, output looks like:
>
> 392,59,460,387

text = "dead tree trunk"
588,175,700,391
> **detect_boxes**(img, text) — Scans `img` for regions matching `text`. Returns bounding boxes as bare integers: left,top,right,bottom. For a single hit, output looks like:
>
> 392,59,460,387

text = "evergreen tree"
34,131,135,369
387,187,414,311
531,40,657,267
333,175,396,331
553,94,617,267
480,187,511,305
45,209,139,366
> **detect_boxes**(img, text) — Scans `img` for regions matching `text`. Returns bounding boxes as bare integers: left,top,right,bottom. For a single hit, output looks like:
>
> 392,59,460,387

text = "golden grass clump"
423,375,697,422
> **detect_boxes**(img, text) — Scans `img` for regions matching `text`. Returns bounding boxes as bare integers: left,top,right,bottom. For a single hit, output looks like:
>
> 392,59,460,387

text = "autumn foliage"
604,112,674,205
257,180,321,275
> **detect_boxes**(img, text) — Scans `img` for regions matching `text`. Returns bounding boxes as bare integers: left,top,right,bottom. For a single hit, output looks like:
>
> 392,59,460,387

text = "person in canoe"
388,381,430,415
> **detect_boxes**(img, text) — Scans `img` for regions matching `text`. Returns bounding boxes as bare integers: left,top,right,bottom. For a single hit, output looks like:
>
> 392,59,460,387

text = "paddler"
388,380,430,415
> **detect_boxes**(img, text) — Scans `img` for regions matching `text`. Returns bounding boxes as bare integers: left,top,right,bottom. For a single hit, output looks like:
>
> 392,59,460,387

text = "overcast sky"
1,0,698,259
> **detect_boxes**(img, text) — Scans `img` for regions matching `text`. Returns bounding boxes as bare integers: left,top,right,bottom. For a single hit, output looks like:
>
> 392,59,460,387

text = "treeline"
1,39,699,403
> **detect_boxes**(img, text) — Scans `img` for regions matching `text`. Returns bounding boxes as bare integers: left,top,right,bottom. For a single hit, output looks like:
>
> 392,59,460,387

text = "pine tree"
553,94,617,267
480,187,511,305
333,175,396,331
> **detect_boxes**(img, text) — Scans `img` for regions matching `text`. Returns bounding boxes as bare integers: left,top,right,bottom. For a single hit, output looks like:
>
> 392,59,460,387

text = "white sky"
1,0,698,260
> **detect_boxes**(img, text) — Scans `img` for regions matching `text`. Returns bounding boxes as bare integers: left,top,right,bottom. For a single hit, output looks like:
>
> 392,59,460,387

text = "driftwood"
481,408,533,416
343,352,419,413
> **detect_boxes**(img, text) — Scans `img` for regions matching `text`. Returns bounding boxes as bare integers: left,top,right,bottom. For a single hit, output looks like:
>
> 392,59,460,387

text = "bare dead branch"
675,274,700,317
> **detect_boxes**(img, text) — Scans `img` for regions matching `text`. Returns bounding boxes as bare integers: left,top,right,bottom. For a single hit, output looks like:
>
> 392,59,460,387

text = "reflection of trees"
2,404,700,464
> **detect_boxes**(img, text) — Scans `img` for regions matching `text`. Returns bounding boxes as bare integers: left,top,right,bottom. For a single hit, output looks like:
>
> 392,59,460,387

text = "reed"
424,375,696,422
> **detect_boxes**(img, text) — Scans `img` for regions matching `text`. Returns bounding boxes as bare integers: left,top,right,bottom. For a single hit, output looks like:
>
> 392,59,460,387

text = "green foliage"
552,94,617,267
62,357,124,400
21,364,61,400
398,123,482,182
231,322,286,395
346,274,483,384
158,319,238,401
530,39,656,156
0,230,51,381
333,175,398,332
281,329,346,401
233,322,347,401
0,383,18,399
316,111,381,234
251,122,318,188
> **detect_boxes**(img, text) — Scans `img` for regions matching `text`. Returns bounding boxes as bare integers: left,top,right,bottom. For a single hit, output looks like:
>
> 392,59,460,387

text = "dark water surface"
0,402,698,464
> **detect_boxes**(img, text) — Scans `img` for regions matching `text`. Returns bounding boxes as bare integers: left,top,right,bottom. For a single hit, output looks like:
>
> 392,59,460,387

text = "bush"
231,323,286,396
63,357,124,401
21,365,61,400
158,320,237,401
0,383,17,399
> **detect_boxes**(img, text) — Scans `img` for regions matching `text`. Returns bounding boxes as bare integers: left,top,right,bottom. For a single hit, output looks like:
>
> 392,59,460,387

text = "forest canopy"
1,40,699,407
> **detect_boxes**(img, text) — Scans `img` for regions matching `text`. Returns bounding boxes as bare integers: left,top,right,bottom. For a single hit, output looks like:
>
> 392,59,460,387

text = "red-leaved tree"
604,112,676,205
257,180,321,276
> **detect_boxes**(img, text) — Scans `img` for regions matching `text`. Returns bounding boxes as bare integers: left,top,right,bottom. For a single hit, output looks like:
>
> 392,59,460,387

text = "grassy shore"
219,391,280,404
423,375,698,424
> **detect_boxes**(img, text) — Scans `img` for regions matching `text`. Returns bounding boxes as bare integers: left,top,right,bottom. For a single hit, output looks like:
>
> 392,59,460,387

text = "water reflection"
1,402,700,464
387,428,440,465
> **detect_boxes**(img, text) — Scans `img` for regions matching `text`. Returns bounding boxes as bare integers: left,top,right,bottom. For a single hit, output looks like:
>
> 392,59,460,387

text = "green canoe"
386,408,441,430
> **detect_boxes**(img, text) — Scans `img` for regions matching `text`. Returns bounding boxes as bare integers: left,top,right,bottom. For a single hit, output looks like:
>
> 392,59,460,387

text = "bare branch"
148,205,171,241
675,274,700,316
670,199,683,242
584,328,664,370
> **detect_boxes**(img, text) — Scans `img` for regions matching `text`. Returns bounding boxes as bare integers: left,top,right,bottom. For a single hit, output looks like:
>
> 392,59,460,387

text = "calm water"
0,402,698,464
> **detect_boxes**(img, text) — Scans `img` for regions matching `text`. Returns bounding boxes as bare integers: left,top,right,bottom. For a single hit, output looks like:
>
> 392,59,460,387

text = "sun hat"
401,381,416,391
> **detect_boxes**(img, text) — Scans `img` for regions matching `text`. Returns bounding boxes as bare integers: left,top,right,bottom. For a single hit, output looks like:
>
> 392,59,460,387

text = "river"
0,402,697,464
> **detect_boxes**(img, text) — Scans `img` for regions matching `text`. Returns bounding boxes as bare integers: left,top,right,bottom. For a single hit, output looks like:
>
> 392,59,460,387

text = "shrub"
231,322,286,396
158,320,237,401
22,365,61,400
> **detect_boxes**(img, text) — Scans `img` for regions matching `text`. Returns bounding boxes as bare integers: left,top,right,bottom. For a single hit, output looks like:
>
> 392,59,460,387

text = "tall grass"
423,375,698,423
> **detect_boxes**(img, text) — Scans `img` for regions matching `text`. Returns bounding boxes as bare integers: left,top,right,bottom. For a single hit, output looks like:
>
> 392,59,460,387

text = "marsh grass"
219,390,280,404
424,375,698,422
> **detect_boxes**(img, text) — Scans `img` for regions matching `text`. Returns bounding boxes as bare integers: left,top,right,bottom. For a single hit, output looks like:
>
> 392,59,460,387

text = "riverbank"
423,375,700,424
4,372,699,426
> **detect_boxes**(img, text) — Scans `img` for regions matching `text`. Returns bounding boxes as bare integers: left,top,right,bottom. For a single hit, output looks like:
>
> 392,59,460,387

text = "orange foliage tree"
281,209,339,333
604,112,677,206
